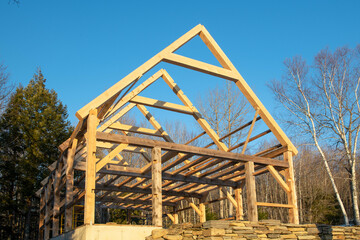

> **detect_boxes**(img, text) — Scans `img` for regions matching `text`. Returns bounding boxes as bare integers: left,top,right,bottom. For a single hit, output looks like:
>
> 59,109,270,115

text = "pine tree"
0,68,72,239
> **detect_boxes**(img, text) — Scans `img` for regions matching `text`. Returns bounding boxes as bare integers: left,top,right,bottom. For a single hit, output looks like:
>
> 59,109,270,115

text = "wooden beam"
221,187,238,209
152,147,162,227
257,202,294,208
75,160,237,187
99,69,164,130
284,151,299,224
93,184,202,199
96,132,289,168
38,191,45,240
52,159,63,237
267,165,290,193
163,53,239,82
241,109,259,154
136,104,174,143
65,138,78,232
84,109,98,225
245,162,257,221
76,24,203,120
234,187,244,220
162,70,228,151
108,122,162,137
130,96,193,115
95,143,128,172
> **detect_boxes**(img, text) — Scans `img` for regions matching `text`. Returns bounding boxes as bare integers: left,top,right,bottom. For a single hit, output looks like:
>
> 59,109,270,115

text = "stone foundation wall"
146,220,360,240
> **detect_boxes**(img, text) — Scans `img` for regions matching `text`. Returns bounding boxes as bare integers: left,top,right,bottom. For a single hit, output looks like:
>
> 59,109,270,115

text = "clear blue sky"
0,0,359,127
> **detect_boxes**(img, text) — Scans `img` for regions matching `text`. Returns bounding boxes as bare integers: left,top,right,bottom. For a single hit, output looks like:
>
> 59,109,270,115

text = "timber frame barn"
37,24,299,239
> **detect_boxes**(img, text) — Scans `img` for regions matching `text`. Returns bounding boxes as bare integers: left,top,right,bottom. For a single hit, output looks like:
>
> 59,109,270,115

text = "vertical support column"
174,212,179,224
127,209,131,224
199,202,206,223
84,109,98,225
44,180,52,240
52,160,63,237
235,188,244,220
152,146,162,227
38,191,45,240
65,138,78,232
284,151,299,224
245,162,257,221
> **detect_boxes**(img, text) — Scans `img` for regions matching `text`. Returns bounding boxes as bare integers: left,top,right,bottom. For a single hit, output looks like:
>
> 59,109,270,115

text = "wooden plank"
130,96,193,115
284,151,299,224
96,132,289,168
152,147,162,227
84,109,98,225
245,162,257,221
163,53,239,82
76,24,203,120
267,165,290,193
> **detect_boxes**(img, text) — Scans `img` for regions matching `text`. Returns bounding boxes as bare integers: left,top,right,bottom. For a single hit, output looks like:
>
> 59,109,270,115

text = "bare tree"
197,81,251,219
270,45,360,225
0,63,12,114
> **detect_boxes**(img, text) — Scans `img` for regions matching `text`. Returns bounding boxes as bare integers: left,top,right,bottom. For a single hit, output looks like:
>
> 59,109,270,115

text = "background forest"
0,44,359,240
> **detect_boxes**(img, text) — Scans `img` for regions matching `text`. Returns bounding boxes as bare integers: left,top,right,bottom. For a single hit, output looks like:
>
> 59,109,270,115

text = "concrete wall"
51,224,161,240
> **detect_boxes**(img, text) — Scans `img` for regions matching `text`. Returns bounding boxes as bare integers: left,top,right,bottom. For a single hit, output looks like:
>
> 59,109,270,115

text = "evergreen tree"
0,69,72,239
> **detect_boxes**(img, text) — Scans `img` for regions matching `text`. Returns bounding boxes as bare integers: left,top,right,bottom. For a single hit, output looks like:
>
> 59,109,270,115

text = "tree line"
0,44,359,239
0,68,72,239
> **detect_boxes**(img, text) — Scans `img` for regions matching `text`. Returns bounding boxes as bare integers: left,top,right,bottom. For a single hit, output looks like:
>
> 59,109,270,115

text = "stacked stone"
145,220,360,240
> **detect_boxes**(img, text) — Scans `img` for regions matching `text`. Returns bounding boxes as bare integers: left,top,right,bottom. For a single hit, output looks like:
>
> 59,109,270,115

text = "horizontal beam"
100,196,176,207
74,162,237,187
94,184,202,199
108,122,162,137
257,202,294,208
163,53,239,82
129,96,194,115
96,132,289,168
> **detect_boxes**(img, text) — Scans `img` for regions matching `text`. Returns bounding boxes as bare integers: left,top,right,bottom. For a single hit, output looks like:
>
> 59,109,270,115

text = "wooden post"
65,138,78,232
284,151,299,224
245,162,257,221
127,209,131,224
84,109,98,225
38,191,45,240
52,160,63,237
174,212,179,224
199,202,206,223
235,188,244,220
152,146,162,227
44,182,51,240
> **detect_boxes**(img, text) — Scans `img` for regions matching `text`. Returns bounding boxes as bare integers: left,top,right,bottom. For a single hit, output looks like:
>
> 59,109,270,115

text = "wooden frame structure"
37,24,299,240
